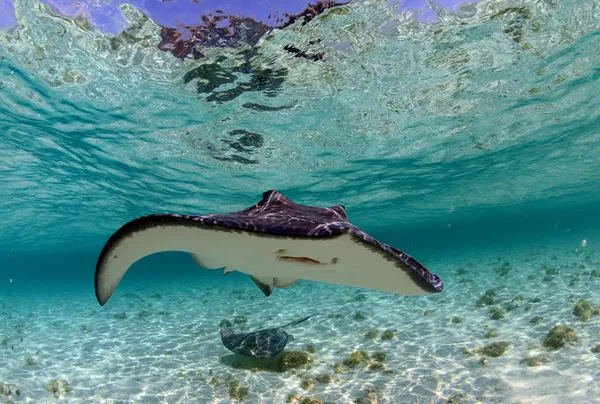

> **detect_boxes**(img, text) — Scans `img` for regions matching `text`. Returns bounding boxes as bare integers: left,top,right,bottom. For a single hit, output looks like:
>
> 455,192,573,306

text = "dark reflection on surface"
242,102,294,112
224,130,265,152
183,56,288,102
157,1,348,59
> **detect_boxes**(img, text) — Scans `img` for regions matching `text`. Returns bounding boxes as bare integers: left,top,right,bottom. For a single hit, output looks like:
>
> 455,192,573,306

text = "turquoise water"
2,0,600,402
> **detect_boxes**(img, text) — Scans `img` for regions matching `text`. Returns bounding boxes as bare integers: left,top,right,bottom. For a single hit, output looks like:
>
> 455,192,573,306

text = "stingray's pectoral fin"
250,275,275,297
95,214,230,307
273,277,299,288
220,319,233,328
190,253,221,270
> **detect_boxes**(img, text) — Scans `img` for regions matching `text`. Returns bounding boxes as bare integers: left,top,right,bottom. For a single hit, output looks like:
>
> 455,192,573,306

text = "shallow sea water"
2,237,600,403
2,0,600,402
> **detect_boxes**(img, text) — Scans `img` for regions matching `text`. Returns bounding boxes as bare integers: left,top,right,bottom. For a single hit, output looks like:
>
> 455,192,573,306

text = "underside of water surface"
1,0,600,403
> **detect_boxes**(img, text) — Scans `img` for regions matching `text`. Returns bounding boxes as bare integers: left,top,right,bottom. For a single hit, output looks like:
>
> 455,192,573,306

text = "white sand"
1,241,599,403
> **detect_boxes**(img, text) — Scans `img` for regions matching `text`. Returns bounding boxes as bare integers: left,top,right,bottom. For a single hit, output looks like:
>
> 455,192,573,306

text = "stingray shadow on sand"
219,352,286,372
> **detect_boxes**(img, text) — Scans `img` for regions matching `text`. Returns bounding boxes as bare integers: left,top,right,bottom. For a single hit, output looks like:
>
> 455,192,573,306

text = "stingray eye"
340,205,346,210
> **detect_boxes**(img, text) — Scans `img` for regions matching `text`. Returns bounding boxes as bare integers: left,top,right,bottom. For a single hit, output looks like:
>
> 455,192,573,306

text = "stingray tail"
281,315,314,329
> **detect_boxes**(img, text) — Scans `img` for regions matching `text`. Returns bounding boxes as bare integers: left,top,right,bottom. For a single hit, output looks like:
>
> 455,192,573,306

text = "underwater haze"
2,0,600,402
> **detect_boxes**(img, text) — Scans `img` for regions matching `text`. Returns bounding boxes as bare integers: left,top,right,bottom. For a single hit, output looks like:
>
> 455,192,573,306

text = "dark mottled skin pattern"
220,316,312,358
161,190,443,292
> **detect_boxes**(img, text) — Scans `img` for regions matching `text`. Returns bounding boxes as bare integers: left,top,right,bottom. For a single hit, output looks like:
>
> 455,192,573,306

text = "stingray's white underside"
96,223,430,305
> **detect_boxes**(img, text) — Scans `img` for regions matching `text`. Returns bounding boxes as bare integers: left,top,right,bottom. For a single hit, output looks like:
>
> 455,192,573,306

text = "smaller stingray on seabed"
220,315,313,358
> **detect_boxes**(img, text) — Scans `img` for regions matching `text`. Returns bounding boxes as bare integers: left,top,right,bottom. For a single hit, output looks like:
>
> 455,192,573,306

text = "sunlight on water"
1,0,599,251
1,0,600,402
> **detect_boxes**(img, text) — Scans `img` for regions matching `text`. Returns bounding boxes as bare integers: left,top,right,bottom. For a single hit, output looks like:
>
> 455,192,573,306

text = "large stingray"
220,316,312,358
95,190,443,306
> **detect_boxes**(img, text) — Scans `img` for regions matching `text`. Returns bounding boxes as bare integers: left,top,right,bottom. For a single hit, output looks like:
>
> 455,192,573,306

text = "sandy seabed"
1,241,600,403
